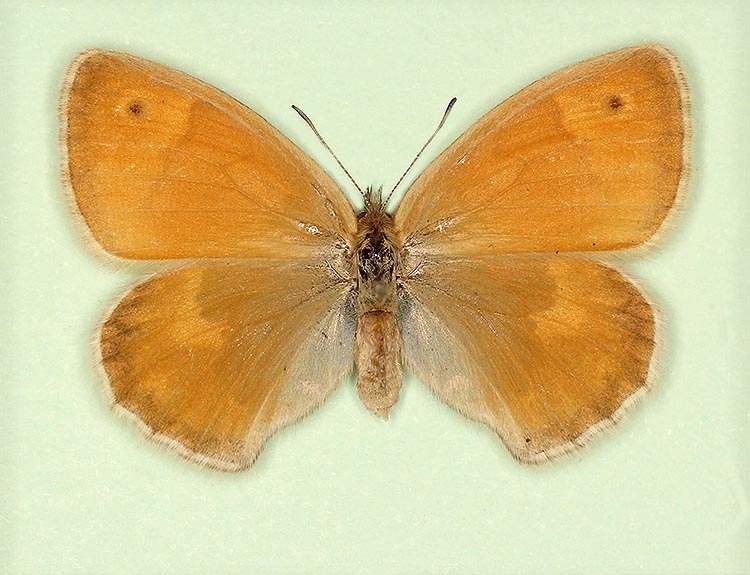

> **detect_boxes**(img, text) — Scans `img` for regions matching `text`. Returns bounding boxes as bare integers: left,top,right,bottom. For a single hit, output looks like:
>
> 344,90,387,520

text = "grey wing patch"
268,289,358,429
397,288,496,425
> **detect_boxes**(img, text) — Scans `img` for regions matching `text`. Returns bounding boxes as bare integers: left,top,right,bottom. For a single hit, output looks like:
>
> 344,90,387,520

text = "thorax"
352,203,402,314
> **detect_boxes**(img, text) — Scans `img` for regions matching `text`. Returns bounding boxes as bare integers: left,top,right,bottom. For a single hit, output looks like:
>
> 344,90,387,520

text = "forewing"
394,44,689,256
399,256,655,462
100,261,356,470
61,50,356,260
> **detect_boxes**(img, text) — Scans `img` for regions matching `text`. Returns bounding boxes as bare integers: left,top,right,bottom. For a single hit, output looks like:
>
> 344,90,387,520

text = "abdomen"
355,310,402,418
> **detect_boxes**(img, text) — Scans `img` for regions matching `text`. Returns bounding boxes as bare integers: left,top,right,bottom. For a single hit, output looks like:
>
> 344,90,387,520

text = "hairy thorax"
352,197,403,418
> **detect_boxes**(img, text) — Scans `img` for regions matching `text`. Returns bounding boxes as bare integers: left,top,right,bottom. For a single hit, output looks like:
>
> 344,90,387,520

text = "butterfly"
60,44,690,471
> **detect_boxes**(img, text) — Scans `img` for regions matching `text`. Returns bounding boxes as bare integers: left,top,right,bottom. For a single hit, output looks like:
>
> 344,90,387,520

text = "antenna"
383,97,457,207
292,105,363,196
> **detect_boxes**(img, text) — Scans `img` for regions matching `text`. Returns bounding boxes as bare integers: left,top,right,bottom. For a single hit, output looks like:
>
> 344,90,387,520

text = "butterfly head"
361,185,387,213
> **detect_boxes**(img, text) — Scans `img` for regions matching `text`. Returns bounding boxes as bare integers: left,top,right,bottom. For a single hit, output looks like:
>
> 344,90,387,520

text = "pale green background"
2,1,748,574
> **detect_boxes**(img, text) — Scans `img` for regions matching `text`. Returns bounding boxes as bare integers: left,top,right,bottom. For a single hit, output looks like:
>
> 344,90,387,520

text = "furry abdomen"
355,310,402,417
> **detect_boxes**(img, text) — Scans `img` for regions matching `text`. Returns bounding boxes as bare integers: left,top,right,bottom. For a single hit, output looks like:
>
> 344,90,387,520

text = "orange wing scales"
100,262,356,470
62,50,356,260
61,44,689,469
400,256,656,462
395,45,688,462
395,45,688,256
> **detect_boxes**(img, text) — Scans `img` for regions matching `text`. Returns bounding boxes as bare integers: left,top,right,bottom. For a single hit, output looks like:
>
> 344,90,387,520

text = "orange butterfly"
60,45,690,471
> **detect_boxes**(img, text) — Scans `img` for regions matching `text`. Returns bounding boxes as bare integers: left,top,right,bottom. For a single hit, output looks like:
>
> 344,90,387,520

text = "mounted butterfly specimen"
60,45,690,470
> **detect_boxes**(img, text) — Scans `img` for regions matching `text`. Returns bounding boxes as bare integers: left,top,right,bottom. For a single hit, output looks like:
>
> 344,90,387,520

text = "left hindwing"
100,260,356,471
